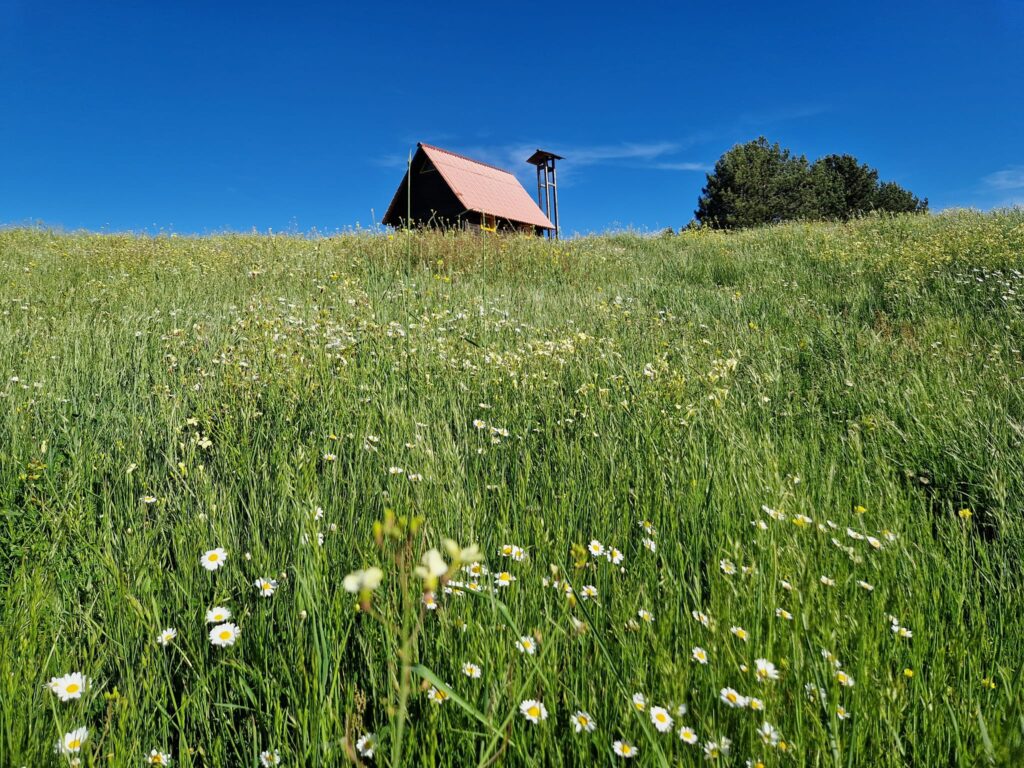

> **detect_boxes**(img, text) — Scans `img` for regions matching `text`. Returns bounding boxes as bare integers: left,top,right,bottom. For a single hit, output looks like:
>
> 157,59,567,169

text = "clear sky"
2,0,1023,235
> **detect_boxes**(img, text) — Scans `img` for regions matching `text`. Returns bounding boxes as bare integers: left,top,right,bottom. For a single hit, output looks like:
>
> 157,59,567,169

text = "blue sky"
2,0,1023,235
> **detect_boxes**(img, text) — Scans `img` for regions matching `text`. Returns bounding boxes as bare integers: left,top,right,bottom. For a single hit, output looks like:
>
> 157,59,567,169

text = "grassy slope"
1,212,1022,766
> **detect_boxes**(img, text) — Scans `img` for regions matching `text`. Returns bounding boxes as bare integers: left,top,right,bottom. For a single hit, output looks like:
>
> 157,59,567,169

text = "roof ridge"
419,143,516,176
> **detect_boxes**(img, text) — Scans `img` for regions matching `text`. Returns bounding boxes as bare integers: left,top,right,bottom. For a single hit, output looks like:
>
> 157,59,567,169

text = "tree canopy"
695,138,927,228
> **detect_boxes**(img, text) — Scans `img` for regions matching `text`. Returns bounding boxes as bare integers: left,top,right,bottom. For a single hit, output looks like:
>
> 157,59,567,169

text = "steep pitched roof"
385,143,554,230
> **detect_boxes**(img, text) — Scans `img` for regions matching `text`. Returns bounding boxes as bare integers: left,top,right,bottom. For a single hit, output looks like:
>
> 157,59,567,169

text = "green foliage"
696,140,928,228
1,213,1023,767
874,180,928,214
695,137,815,228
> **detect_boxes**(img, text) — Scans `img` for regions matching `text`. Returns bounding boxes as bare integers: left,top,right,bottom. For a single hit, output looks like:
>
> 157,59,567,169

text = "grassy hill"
1,212,1023,766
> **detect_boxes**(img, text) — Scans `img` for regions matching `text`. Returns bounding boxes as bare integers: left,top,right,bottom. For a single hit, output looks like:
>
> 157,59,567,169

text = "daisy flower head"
200,547,228,571
494,571,516,588
730,625,749,642
254,577,278,597
649,705,673,732
642,537,656,552
462,662,482,678
205,606,231,623
209,622,240,647
147,749,172,765
678,725,698,744
820,575,835,587
692,646,709,664
720,558,737,575
748,696,765,711
260,750,282,767
637,608,654,624
719,687,748,708
754,658,779,683
613,740,638,758
588,539,605,557
519,699,548,724
836,705,850,720
607,546,624,565
48,672,87,701
572,710,597,733
55,726,88,754
356,733,377,758
692,610,711,628
836,670,855,687
704,739,730,759
156,628,177,646
857,580,875,591
580,584,598,599
775,608,793,621
631,692,646,711
427,686,449,705
516,635,537,655
758,722,780,746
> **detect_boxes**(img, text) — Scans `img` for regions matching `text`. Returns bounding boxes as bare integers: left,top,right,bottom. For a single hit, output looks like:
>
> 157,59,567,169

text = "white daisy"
254,577,278,597
200,547,228,571
649,706,673,732
356,733,377,758
516,636,537,655
205,606,231,623
519,699,548,724
156,628,177,646
571,710,597,733
754,658,779,683
613,740,638,758
55,727,88,754
48,672,87,702
209,622,240,647
719,687,748,708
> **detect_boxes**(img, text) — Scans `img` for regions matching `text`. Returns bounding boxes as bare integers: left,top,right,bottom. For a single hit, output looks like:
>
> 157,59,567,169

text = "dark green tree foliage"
696,139,928,228
874,181,928,214
810,154,879,220
695,138,814,229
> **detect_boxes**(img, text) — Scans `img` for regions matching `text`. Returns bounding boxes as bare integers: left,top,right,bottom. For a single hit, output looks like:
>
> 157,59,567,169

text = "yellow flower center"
209,553,219,561
527,706,540,718
68,739,81,749
219,630,232,640
622,746,633,755
66,683,80,693
727,692,738,703
655,713,667,722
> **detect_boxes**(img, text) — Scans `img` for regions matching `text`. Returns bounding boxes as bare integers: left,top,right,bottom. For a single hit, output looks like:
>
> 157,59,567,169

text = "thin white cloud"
985,167,1024,190
651,161,711,172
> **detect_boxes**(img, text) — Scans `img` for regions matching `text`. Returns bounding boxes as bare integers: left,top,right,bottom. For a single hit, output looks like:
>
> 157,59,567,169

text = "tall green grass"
1,211,1023,766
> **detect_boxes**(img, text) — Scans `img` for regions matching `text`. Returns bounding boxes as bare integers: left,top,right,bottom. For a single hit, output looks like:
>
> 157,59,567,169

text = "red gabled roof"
416,143,554,230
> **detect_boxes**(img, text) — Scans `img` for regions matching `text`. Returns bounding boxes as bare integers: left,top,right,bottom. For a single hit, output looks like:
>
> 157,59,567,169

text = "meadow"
1,211,1023,767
